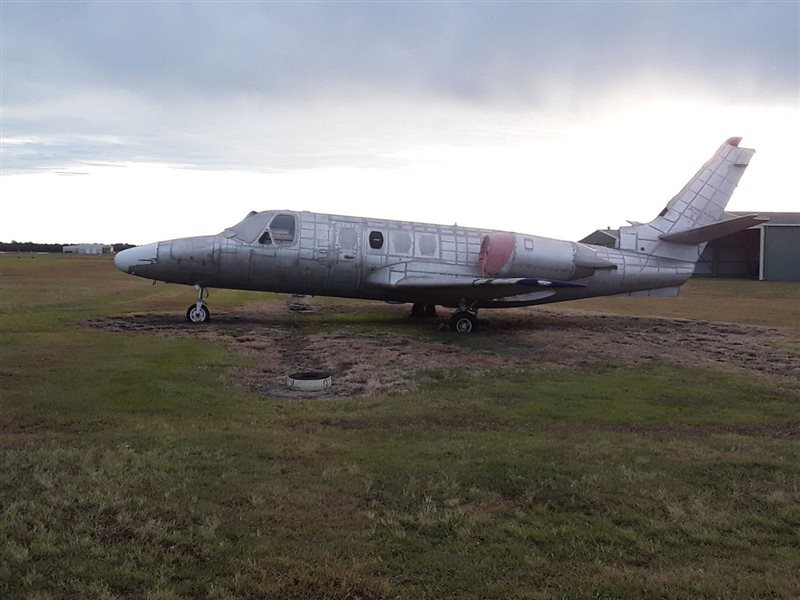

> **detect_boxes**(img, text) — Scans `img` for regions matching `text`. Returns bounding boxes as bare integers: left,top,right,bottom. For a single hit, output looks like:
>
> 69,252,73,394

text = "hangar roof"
729,212,800,226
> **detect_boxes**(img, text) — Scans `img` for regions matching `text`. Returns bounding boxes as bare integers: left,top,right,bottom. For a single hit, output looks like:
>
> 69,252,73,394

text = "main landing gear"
449,310,478,334
186,286,211,323
409,302,477,333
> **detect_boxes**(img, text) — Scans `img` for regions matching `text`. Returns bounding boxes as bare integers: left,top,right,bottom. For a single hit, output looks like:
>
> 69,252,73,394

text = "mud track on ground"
89,301,800,399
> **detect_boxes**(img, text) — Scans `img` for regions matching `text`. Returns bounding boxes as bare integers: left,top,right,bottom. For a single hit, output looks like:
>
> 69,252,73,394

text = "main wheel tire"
186,303,210,323
450,311,477,333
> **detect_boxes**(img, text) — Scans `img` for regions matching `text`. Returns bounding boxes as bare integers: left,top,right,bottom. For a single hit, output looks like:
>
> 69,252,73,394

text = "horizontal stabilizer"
659,214,767,244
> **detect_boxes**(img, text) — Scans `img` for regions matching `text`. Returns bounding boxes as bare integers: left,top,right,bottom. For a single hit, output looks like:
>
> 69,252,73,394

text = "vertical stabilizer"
618,138,755,262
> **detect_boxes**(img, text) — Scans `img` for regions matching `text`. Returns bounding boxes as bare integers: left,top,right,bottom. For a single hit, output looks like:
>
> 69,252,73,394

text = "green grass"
1,254,799,599
570,278,800,332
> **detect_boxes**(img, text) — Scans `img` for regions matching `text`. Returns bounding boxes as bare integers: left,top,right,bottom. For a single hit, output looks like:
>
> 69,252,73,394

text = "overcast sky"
1,1,798,243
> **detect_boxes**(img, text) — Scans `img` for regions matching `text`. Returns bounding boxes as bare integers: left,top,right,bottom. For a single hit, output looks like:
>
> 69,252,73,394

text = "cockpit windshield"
220,211,273,243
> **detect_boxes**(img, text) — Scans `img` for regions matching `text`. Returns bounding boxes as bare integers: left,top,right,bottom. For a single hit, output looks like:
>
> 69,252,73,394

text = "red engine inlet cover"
478,232,516,276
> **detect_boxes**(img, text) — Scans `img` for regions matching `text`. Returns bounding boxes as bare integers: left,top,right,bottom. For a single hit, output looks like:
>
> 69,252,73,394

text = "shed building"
62,244,113,255
579,212,800,282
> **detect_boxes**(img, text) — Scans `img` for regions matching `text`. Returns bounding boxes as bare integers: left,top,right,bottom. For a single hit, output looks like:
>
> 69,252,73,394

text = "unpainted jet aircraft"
115,138,758,333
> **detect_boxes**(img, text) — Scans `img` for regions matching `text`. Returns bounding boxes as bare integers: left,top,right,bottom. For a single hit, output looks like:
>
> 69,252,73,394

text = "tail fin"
619,137,755,262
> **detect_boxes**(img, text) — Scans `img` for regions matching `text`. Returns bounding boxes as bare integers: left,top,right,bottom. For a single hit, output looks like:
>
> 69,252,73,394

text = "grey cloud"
5,2,797,102
2,1,797,173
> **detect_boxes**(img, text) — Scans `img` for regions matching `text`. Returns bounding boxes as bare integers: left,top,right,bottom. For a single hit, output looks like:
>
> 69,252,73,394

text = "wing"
396,275,584,290
368,266,585,305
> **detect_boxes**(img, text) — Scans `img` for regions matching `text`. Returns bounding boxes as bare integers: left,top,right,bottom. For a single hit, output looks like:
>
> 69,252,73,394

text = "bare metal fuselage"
116,210,693,309
114,138,756,324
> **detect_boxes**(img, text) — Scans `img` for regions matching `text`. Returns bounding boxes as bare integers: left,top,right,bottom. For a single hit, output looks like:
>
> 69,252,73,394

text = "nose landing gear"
186,286,211,323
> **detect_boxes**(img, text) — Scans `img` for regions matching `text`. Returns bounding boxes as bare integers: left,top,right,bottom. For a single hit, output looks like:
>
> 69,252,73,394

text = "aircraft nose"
114,243,159,273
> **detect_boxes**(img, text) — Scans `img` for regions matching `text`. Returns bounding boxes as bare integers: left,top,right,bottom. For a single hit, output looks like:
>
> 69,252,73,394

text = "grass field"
1,254,799,599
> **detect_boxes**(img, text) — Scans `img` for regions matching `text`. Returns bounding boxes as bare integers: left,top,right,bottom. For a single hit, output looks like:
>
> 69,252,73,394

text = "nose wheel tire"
450,311,477,333
186,303,210,323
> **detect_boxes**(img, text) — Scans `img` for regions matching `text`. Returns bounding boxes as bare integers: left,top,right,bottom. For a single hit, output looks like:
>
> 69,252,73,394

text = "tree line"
0,242,136,252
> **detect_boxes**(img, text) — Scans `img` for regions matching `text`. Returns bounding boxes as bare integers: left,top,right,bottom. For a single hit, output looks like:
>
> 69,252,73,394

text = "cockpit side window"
268,214,296,244
258,230,272,245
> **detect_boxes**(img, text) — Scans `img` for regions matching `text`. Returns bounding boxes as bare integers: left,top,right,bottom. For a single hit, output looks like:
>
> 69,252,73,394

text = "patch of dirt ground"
88,300,800,399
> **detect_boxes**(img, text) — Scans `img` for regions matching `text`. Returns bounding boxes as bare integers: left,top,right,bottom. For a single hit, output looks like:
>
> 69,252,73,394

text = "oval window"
369,231,384,250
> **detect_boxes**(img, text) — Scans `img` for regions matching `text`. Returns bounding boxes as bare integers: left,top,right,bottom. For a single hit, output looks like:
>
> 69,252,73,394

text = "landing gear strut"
410,303,438,318
186,286,210,323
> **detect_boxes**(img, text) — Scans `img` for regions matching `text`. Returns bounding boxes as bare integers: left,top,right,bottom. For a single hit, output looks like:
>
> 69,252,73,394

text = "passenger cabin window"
392,231,413,255
369,231,384,250
339,227,358,249
418,234,437,256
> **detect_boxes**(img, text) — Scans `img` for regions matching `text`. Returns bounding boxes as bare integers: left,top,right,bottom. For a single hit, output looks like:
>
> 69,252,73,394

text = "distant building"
579,212,800,282
62,244,113,255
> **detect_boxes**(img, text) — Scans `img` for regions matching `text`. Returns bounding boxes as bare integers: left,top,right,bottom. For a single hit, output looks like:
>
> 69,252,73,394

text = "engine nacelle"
479,232,604,280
